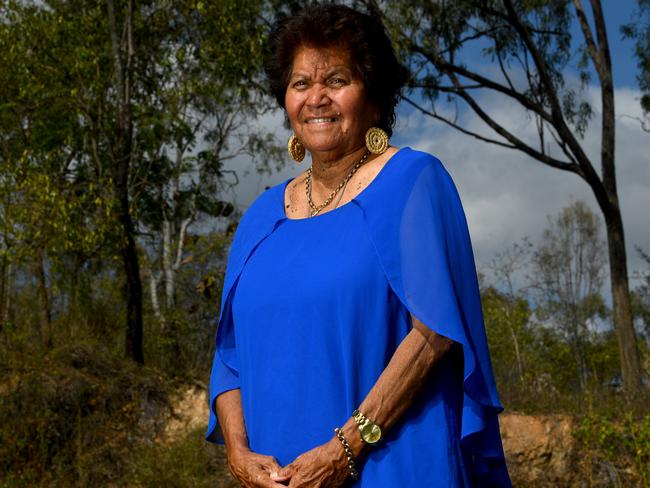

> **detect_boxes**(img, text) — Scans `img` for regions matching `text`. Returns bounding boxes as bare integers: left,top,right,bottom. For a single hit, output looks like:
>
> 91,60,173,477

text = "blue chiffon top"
206,147,511,487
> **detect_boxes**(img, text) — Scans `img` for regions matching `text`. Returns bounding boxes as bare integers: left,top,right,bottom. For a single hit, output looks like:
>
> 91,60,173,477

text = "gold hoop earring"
365,127,389,155
288,134,305,163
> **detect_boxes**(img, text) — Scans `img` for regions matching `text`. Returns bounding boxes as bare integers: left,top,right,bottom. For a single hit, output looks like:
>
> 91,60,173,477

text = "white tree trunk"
162,218,175,309
149,269,164,330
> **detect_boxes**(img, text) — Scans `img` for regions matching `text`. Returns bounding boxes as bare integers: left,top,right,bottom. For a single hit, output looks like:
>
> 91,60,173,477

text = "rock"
500,412,576,487
159,384,209,443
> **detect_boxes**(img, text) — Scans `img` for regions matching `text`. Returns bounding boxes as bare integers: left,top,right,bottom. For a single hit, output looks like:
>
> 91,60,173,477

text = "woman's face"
285,45,378,159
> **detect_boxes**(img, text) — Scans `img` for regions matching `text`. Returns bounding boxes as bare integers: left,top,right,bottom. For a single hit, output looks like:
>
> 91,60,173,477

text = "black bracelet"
334,427,359,480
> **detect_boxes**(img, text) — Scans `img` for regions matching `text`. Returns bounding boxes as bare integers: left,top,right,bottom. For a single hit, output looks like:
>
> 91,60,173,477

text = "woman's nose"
306,84,331,107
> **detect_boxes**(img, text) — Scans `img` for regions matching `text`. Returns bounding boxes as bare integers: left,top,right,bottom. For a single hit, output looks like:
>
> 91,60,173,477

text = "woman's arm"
215,389,249,453
216,389,286,487
339,314,453,459
271,314,453,486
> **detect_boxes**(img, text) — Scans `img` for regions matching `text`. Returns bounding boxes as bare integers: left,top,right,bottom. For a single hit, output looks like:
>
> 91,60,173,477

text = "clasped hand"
228,438,351,487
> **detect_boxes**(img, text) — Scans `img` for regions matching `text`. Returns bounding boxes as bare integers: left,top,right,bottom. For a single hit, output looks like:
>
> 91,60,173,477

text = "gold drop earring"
365,127,389,155
288,134,305,163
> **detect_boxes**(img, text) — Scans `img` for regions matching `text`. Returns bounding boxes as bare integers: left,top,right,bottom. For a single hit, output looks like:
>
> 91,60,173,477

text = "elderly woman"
206,5,511,487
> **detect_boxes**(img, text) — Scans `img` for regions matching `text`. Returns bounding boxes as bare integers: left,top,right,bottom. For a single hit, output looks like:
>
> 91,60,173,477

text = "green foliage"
0,342,171,486
481,202,622,409
142,230,232,377
0,0,278,362
0,0,119,266
531,201,608,391
481,286,532,384
127,428,236,488
0,223,233,484
6,166,114,259
633,247,650,348
576,412,650,487
482,286,620,411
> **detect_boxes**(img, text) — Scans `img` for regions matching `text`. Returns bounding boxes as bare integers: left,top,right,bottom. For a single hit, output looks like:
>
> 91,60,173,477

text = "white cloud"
396,86,650,284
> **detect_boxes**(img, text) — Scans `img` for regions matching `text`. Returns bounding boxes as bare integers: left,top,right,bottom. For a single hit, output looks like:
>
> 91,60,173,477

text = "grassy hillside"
0,341,235,487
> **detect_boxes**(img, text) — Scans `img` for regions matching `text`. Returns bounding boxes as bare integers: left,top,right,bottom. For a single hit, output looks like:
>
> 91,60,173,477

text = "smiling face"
285,45,378,161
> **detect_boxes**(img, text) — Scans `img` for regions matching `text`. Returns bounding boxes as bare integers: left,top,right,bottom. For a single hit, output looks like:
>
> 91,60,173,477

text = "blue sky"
602,1,640,88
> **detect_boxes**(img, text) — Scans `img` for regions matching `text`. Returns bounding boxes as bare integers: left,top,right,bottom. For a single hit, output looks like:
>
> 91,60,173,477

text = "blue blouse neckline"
280,146,411,222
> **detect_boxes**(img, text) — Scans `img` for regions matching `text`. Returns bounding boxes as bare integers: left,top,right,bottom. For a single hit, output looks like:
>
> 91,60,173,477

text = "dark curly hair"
264,4,408,137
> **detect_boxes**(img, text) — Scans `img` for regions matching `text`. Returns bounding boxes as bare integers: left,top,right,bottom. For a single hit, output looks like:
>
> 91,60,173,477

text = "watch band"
352,409,382,445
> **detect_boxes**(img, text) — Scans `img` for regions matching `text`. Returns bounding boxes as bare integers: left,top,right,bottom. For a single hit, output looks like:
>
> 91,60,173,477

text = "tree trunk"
5,262,13,323
149,268,165,330
593,0,642,392
67,253,81,338
504,303,524,384
162,218,175,309
118,201,144,364
113,184,143,363
603,203,641,392
574,329,588,392
1,262,12,348
0,254,7,337
107,0,143,364
35,247,52,348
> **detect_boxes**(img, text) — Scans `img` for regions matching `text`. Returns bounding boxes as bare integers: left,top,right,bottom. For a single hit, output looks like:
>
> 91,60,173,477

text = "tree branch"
572,0,604,79
589,0,616,194
501,0,608,202
173,210,194,272
495,44,516,94
445,72,581,174
408,41,555,124
402,95,518,150
547,124,579,166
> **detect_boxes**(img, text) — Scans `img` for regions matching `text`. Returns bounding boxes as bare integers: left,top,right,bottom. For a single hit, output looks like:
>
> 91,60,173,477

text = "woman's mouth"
306,117,338,124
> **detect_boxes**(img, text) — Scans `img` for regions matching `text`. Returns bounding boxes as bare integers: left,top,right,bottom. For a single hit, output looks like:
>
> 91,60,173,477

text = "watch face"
361,423,382,444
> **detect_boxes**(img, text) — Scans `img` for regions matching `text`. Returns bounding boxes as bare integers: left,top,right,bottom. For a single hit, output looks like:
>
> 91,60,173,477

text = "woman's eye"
330,78,346,86
293,80,307,88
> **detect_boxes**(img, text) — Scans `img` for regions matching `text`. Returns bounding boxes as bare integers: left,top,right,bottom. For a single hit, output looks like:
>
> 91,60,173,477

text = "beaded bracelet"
334,427,359,480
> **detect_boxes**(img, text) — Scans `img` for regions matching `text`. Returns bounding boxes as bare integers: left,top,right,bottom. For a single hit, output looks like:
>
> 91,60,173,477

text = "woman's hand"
269,437,351,487
227,446,287,487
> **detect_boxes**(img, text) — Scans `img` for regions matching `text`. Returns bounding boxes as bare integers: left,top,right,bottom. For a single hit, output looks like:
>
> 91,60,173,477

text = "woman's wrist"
340,419,367,458
225,436,251,461
327,432,356,477
328,419,371,479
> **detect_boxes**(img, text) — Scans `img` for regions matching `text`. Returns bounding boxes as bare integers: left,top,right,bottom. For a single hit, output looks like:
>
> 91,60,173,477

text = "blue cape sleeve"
356,150,511,486
205,187,285,444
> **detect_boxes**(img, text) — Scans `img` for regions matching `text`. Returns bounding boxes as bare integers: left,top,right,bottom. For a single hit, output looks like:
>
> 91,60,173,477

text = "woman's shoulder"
376,147,457,202
392,147,451,180
229,181,285,248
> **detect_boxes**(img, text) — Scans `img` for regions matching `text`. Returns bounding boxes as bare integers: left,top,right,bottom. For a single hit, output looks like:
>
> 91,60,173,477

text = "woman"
206,5,511,487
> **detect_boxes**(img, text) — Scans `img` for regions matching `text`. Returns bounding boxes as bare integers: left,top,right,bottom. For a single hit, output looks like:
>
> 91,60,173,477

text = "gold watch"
352,409,382,445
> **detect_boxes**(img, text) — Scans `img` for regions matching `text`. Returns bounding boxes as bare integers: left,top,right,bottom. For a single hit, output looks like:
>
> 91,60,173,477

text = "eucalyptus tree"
0,0,113,345
133,1,279,335
531,201,608,391
0,0,274,362
363,0,642,392
484,239,534,386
